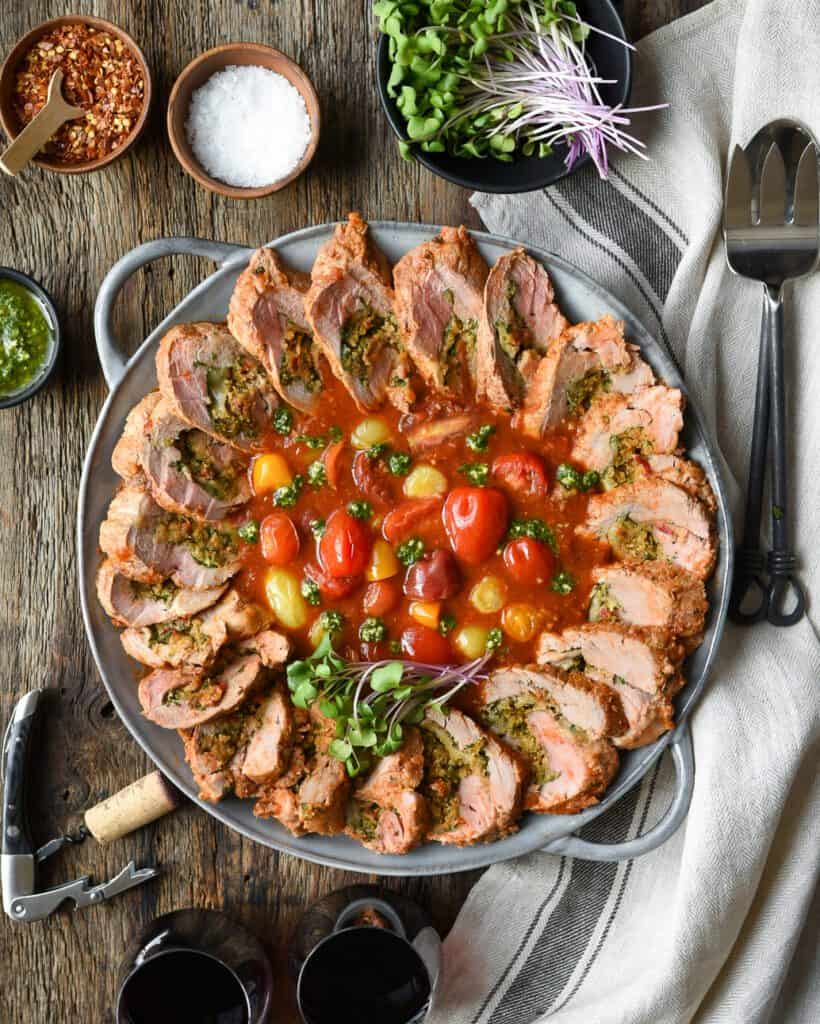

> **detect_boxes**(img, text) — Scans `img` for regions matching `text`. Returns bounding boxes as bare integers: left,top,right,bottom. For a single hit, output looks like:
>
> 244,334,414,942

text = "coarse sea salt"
186,64,311,188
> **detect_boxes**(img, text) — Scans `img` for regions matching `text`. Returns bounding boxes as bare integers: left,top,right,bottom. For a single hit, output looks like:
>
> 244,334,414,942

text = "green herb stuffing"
607,515,659,561
340,305,399,382
279,323,322,393
565,368,611,414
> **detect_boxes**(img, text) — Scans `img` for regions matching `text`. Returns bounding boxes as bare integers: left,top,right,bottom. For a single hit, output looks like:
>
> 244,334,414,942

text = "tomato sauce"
235,377,612,669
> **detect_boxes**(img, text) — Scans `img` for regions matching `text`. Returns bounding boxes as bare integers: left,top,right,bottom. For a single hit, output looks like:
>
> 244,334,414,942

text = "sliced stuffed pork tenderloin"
228,247,326,412
156,322,280,452
514,315,655,438
578,474,717,579
538,623,685,749
110,391,162,484
393,226,488,402
96,558,228,628
477,248,568,413
306,213,411,412
119,588,271,669
420,705,527,845
479,667,626,814
99,486,242,590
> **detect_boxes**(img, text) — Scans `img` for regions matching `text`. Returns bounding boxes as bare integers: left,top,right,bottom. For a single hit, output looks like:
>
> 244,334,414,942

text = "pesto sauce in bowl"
0,277,55,399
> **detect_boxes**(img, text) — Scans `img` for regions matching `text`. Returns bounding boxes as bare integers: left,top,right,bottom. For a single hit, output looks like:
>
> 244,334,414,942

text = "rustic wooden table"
0,2,706,1020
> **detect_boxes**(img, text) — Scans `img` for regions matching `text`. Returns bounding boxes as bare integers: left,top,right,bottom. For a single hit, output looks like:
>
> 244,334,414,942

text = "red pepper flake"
11,22,145,164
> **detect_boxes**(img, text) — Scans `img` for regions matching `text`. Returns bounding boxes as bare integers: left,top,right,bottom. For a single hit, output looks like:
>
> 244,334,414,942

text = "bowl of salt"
167,43,320,198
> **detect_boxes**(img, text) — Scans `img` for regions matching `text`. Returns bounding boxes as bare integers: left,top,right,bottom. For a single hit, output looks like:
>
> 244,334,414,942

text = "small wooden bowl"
167,43,320,199
0,15,151,175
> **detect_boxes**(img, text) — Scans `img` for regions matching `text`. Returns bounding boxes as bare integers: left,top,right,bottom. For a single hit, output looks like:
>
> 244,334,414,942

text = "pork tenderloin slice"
236,628,292,669
606,679,676,749
514,315,655,437
590,560,708,650
228,247,325,412
355,727,425,804
645,453,717,513
346,791,430,855
140,397,251,520
421,706,526,845
156,321,279,452
253,744,310,835
305,213,407,412
241,687,296,784
537,623,683,697
571,385,684,474
477,248,568,412
111,392,162,483
138,653,268,729
393,225,488,401
96,558,227,627
120,588,271,669
180,726,233,802
99,486,242,591
484,666,627,739
297,752,351,835
579,475,717,580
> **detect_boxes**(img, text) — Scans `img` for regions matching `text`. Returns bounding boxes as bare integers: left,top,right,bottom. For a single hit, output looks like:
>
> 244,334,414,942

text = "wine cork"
84,771,181,844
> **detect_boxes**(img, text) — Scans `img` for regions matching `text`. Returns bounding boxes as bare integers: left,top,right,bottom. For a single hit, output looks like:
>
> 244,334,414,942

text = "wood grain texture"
0,2,707,1021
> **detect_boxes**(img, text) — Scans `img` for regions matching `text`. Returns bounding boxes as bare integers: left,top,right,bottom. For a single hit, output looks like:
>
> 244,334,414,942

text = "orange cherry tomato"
382,497,443,543
492,453,549,499
363,579,402,617
442,487,509,565
260,512,300,566
503,537,555,585
400,624,452,664
318,508,373,579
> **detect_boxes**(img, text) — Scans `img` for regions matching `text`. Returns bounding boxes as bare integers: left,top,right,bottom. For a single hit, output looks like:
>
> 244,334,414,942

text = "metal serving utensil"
723,121,817,626
2,690,159,922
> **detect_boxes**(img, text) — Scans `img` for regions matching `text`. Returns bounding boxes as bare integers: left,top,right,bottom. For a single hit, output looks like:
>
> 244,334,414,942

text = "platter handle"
539,722,694,862
94,237,252,389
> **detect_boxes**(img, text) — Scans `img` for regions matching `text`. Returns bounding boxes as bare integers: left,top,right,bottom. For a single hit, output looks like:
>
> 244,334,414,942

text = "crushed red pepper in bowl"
1,19,149,169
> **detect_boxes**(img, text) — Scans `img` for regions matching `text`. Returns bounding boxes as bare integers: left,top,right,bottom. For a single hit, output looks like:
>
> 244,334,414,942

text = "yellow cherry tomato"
252,453,292,495
501,603,541,643
469,575,508,615
409,600,441,629
351,417,392,450
403,464,448,499
454,625,490,660
264,567,308,630
365,538,401,582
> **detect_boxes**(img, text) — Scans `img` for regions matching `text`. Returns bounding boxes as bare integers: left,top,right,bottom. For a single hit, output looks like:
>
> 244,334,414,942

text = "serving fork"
724,121,818,626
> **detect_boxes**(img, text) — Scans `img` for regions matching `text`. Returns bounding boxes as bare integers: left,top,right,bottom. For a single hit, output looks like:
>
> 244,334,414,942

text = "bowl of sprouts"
375,0,656,193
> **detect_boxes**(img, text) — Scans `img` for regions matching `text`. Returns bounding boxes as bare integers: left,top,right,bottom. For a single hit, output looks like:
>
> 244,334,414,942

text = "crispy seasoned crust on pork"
644,453,717,513
96,558,228,628
99,486,242,590
306,213,409,412
590,560,708,651
571,385,684,473
138,652,269,730
138,397,252,521
111,392,162,484
228,247,326,413
393,226,488,402
120,588,271,669
514,316,655,438
156,322,279,452
477,248,568,413
579,475,717,579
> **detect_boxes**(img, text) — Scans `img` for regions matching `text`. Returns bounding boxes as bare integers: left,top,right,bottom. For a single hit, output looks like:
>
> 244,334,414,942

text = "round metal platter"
79,222,732,876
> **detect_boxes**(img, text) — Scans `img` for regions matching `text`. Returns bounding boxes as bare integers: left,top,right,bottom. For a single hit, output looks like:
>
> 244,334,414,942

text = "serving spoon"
0,69,84,176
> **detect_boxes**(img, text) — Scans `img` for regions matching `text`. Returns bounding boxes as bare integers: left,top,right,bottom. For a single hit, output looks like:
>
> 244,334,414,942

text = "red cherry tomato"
503,537,555,584
363,579,402,617
260,512,300,565
318,509,373,578
382,497,443,543
304,563,360,600
442,487,509,565
492,453,549,498
400,624,452,664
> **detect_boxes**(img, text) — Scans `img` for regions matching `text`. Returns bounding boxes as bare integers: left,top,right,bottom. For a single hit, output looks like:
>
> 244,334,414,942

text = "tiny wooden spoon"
0,68,84,176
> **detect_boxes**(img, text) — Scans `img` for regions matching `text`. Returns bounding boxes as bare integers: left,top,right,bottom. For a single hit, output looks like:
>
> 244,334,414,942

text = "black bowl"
376,0,632,193
0,268,60,409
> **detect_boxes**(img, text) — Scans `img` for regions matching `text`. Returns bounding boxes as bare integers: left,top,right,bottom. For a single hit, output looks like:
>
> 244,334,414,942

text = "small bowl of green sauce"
0,269,59,408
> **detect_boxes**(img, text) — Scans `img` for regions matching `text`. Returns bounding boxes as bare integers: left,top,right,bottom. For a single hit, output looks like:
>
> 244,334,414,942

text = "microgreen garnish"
285,635,492,777
273,474,304,508
396,537,425,565
459,461,489,486
551,571,575,594
308,461,327,487
237,520,259,543
347,500,373,521
507,518,558,553
273,408,293,435
466,424,495,452
556,463,600,492
301,577,321,607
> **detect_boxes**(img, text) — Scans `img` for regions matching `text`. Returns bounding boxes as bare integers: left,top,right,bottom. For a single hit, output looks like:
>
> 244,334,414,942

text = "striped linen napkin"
427,2,820,1022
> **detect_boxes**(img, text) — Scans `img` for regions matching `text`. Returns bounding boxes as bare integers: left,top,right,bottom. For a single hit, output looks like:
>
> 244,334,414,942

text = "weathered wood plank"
0,2,706,1021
